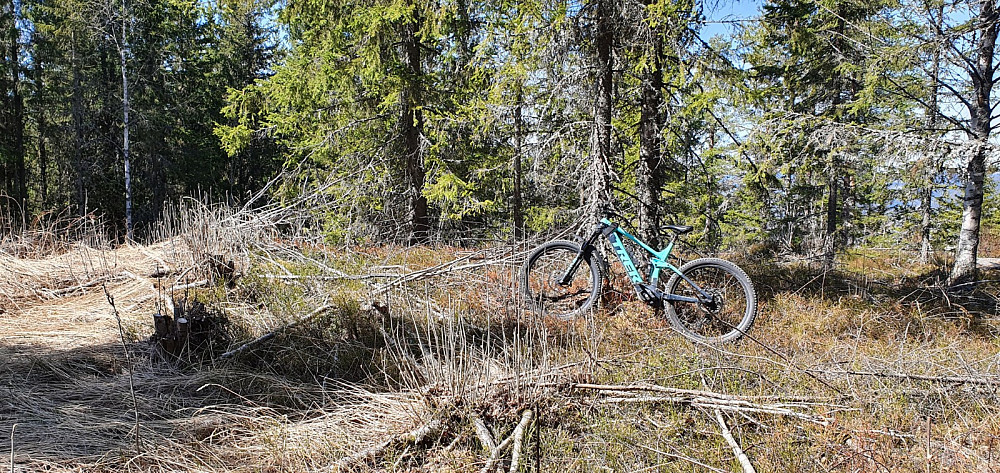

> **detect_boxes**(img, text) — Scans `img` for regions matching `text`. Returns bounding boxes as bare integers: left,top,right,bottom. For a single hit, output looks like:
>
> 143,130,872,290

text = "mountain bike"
519,215,758,343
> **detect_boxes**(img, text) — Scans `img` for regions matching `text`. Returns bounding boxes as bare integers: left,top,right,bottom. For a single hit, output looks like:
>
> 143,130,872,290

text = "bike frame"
560,218,708,305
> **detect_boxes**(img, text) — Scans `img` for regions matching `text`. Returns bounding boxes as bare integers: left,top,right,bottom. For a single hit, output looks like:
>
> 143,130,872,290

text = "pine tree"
743,0,890,265
1,0,28,222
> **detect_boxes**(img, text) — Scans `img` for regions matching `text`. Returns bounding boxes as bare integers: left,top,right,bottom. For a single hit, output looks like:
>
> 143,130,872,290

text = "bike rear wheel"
663,258,757,343
520,240,603,320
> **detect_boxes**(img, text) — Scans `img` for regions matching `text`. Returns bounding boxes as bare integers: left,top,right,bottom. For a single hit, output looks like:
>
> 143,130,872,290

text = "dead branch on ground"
477,409,534,473
220,303,334,359
563,382,835,425
325,419,444,471
507,409,533,473
808,368,1000,386
714,409,756,473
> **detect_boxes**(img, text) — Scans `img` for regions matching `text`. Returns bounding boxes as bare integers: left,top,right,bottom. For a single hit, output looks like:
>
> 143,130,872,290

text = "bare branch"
220,303,334,359
325,419,444,471
508,410,533,473
714,410,757,473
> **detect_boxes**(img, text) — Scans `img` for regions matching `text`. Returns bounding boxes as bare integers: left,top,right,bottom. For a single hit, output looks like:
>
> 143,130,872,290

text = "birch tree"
945,0,998,285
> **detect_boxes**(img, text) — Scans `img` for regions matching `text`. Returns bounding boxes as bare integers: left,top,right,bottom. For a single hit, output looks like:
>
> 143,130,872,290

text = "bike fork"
558,227,605,286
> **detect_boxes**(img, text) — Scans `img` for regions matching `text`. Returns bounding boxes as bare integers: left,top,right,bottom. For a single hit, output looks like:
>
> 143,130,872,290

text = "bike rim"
525,246,596,317
670,265,750,340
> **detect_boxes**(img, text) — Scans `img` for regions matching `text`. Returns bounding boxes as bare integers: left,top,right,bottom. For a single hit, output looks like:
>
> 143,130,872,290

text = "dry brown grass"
5,206,1000,472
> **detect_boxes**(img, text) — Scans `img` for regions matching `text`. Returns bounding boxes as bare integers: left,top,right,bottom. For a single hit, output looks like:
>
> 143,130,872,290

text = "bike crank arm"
637,284,702,307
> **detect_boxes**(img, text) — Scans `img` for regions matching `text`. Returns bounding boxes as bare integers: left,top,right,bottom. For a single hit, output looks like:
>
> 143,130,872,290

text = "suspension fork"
558,223,610,286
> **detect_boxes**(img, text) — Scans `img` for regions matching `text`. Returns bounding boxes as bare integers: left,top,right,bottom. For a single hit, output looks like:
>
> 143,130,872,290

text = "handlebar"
598,203,625,222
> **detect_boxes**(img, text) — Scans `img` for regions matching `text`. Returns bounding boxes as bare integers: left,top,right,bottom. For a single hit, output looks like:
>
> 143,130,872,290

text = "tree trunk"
949,0,998,286
35,55,47,207
920,1,943,265
822,12,851,270
823,160,837,270
950,144,987,285
920,185,932,263
588,0,614,219
400,3,428,244
120,0,133,241
72,31,87,216
0,1,8,222
637,19,664,248
512,87,525,240
6,0,26,221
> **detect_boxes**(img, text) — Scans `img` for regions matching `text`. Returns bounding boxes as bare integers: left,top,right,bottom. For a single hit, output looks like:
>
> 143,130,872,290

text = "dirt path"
0,240,213,469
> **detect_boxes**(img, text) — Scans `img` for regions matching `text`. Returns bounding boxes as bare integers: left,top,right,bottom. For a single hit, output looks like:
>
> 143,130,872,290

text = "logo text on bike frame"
607,232,644,283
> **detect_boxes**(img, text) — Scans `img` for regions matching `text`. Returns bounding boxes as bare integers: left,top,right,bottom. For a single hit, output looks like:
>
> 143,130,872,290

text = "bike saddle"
664,225,694,235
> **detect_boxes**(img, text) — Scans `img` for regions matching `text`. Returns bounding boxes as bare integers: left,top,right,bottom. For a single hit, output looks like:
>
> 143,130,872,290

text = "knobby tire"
663,257,757,343
520,240,603,320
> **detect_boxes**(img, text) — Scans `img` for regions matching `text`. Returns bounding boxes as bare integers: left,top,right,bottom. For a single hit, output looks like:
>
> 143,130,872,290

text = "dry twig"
371,250,524,295
566,383,833,425
103,284,142,453
714,409,756,473
809,368,1000,386
325,419,444,471
220,303,334,359
9,424,14,473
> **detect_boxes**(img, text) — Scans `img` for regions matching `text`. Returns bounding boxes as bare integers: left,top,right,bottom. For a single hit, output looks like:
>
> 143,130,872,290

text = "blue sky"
701,0,763,40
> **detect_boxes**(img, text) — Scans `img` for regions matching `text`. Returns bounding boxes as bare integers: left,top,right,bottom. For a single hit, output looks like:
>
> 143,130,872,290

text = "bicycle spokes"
664,258,757,343
520,241,603,320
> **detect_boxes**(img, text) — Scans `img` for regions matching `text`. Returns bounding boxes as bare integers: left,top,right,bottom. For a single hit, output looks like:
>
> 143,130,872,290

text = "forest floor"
4,227,1000,472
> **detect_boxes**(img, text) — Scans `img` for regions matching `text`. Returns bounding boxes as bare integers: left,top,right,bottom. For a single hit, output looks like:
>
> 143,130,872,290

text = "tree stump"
151,299,231,360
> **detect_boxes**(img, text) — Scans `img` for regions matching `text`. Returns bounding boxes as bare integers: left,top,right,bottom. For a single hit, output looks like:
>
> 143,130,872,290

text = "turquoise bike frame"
560,217,706,306
601,218,680,288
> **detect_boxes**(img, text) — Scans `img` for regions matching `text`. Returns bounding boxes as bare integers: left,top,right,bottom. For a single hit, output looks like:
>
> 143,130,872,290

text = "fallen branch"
262,273,400,281
39,270,146,298
326,419,444,471
10,423,15,473
257,248,523,292
601,395,829,425
372,250,525,295
808,369,1000,387
472,414,497,453
47,274,122,297
714,409,756,473
508,410,533,473
565,382,838,404
480,427,516,473
567,383,833,425
220,303,334,359
479,410,533,473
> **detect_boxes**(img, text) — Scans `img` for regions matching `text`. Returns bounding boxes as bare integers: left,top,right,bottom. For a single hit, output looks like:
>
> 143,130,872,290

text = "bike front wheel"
663,258,757,343
520,240,604,320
